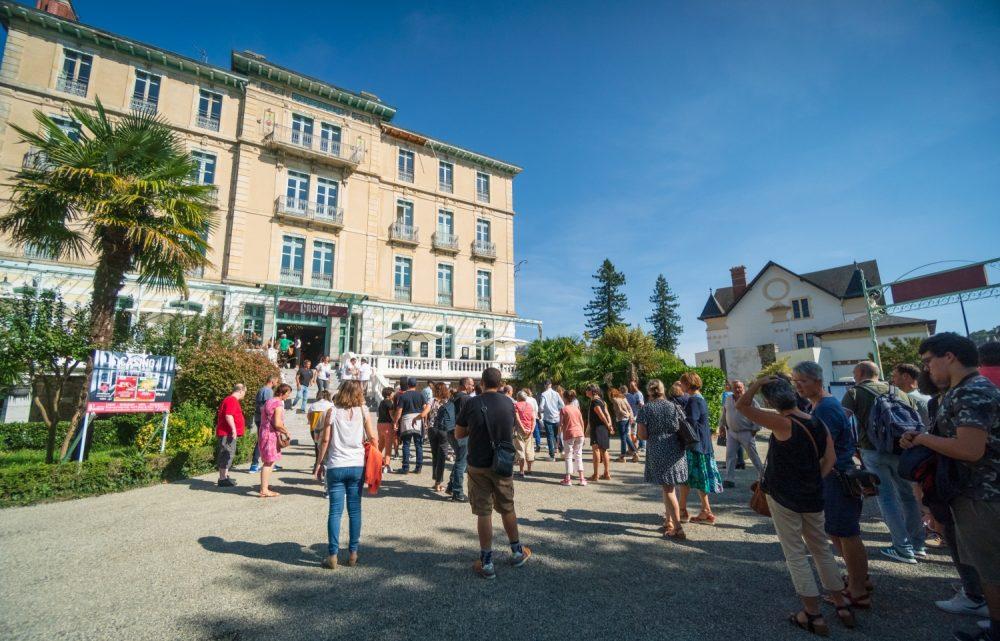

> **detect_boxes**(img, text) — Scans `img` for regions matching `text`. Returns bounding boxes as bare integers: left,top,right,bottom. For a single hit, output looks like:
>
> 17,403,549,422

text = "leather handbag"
676,414,700,450
750,481,770,517
277,432,291,450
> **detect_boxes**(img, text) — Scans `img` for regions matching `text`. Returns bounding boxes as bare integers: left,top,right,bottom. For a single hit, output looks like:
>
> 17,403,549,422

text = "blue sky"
10,1,1000,361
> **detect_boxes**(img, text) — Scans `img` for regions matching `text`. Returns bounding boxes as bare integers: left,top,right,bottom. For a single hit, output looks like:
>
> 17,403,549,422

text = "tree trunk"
61,244,130,460
34,390,56,464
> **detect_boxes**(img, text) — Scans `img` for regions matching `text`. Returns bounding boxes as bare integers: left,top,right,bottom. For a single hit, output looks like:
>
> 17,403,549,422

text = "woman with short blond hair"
314,380,378,570
678,372,723,524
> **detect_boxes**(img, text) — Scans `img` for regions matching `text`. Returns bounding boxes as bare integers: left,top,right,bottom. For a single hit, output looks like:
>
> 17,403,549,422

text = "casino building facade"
0,0,539,383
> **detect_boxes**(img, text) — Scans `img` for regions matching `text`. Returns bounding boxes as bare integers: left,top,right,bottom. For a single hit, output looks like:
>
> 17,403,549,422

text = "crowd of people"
212,332,1000,640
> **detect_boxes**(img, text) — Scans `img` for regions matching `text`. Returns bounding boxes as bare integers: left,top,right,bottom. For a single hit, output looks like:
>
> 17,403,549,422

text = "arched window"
435,325,455,359
475,328,493,360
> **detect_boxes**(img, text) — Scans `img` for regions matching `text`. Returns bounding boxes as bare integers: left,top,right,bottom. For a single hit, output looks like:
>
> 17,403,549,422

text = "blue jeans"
297,386,309,411
533,420,542,448
251,422,261,468
860,449,926,555
401,432,424,471
447,432,468,496
542,421,560,458
618,419,637,456
326,466,364,555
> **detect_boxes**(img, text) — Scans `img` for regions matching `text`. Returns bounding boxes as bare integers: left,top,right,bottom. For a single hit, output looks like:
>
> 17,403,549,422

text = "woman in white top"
314,380,377,570
306,390,334,458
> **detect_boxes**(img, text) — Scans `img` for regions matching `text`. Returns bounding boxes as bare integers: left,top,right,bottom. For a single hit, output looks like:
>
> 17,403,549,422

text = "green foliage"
871,336,922,374
116,306,239,358
583,325,678,387
0,292,93,462
970,325,1000,347
0,434,256,508
0,414,150,452
513,336,587,389
647,274,682,353
755,357,792,380
650,365,726,430
135,403,214,453
583,259,629,339
174,344,278,421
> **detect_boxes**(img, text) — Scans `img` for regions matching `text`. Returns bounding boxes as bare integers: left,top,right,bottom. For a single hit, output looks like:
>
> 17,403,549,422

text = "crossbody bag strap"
790,416,821,460
480,402,496,450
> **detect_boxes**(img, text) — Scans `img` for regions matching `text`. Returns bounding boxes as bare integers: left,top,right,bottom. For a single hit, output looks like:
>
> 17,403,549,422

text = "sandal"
841,590,871,609
259,490,280,498
587,474,599,481
788,611,829,636
690,512,717,525
670,526,687,541
600,473,612,480
834,606,856,629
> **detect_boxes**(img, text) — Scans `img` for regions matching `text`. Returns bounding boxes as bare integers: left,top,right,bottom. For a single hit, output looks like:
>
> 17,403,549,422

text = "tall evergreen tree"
647,274,682,353
584,259,628,338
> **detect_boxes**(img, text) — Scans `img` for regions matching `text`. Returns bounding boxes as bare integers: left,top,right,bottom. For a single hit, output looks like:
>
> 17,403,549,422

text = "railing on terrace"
398,168,414,183
311,273,333,289
389,222,419,244
196,114,220,132
264,124,364,165
22,149,50,171
280,268,303,285
432,232,459,252
439,180,453,193
394,285,412,302
56,74,87,97
129,96,158,114
472,239,497,259
477,296,492,311
275,197,345,227
437,292,453,306
356,354,516,379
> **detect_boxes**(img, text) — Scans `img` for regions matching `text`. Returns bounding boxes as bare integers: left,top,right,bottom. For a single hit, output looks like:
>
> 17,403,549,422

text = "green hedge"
0,434,256,508
0,414,149,452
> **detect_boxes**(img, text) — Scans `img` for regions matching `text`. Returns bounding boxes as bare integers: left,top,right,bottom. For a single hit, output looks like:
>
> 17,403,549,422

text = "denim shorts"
822,474,863,537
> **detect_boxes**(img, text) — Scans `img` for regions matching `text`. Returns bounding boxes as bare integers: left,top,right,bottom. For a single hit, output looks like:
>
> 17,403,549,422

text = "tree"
870,336,922,375
970,325,1000,347
583,258,628,338
513,337,587,389
588,325,662,384
646,274,682,353
2,99,217,449
0,292,92,463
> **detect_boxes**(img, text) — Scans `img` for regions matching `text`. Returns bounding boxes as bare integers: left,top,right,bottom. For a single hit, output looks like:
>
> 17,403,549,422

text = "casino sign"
277,300,349,318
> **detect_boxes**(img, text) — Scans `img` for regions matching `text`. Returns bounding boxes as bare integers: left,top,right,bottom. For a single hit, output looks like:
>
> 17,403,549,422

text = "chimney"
730,265,747,298
36,0,78,21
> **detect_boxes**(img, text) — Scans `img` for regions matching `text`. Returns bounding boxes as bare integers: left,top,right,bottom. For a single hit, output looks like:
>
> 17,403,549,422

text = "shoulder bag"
811,413,880,499
676,413,700,450
482,402,515,478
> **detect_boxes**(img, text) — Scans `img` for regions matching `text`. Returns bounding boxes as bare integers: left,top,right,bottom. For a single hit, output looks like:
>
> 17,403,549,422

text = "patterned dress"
683,394,723,494
258,397,284,465
638,399,689,486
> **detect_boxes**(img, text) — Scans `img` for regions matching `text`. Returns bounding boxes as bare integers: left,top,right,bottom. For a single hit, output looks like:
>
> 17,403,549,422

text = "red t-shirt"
216,395,246,437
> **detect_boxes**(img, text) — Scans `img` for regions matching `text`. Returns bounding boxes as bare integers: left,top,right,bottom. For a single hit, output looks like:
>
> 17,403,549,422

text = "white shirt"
525,396,539,423
266,347,278,364
325,406,366,468
539,388,565,423
359,363,372,382
316,363,331,381
307,399,334,432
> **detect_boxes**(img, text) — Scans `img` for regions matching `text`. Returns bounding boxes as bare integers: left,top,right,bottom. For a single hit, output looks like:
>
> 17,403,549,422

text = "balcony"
439,180,453,193
476,190,490,204
23,244,56,261
196,114,220,132
22,149,50,171
129,96,158,114
477,296,492,311
56,74,88,97
437,292,453,307
263,124,363,169
394,285,412,302
280,268,303,286
274,196,345,232
358,354,516,380
398,168,414,183
471,239,497,260
311,273,333,289
432,232,460,254
388,222,419,246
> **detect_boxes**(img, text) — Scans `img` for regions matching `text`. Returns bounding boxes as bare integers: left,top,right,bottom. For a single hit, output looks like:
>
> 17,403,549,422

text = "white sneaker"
880,547,918,564
936,587,989,617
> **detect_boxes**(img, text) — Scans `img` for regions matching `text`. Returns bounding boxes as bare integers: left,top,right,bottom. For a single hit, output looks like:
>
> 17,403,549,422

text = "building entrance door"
276,322,327,368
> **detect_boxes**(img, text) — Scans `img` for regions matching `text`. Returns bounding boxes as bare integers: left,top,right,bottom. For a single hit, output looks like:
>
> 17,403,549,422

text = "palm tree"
2,99,216,459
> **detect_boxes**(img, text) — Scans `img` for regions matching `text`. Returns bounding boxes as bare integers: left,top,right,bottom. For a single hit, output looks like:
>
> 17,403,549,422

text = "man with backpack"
901,333,1000,641
841,360,926,563
455,367,531,579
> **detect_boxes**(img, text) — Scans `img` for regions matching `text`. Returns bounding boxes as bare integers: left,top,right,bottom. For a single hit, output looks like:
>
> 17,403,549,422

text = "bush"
0,433,257,508
135,404,214,453
174,345,278,421
0,414,153,452
651,365,726,431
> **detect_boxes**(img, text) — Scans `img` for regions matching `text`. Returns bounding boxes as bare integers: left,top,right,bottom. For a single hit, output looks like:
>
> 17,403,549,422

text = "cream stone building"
0,0,539,384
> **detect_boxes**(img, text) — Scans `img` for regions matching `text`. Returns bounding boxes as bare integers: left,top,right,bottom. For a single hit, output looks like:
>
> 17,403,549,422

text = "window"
191,151,216,185
398,149,414,182
439,161,454,192
475,328,493,360
394,256,412,301
437,263,453,306
476,171,490,202
475,219,491,243
419,342,429,358
197,89,222,131
396,199,414,227
476,270,492,311
286,170,310,211
280,235,305,284
291,114,314,147
320,123,342,156
796,333,817,349
131,70,161,113
312,240,335,288
58,49,92,96
792,298,811,319
391,321,412,356
243,304,265,341
437,209,454,235
435,325,455,359
49,116,81,142
316,177,339,218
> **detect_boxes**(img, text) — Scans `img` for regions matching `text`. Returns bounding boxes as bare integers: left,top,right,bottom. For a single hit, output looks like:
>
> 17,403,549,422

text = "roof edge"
382,123,522,175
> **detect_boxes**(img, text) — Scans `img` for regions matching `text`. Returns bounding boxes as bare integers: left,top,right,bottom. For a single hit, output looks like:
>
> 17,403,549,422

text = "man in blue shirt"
625,379,645,452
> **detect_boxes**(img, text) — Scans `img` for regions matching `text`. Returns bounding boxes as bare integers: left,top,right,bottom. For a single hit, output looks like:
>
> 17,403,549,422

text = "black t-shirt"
395,389,425,415
377,399,394,424
297,367,314,386
763,416,828,513
588,398,608,429
457,391,515,468
452,391,470,418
